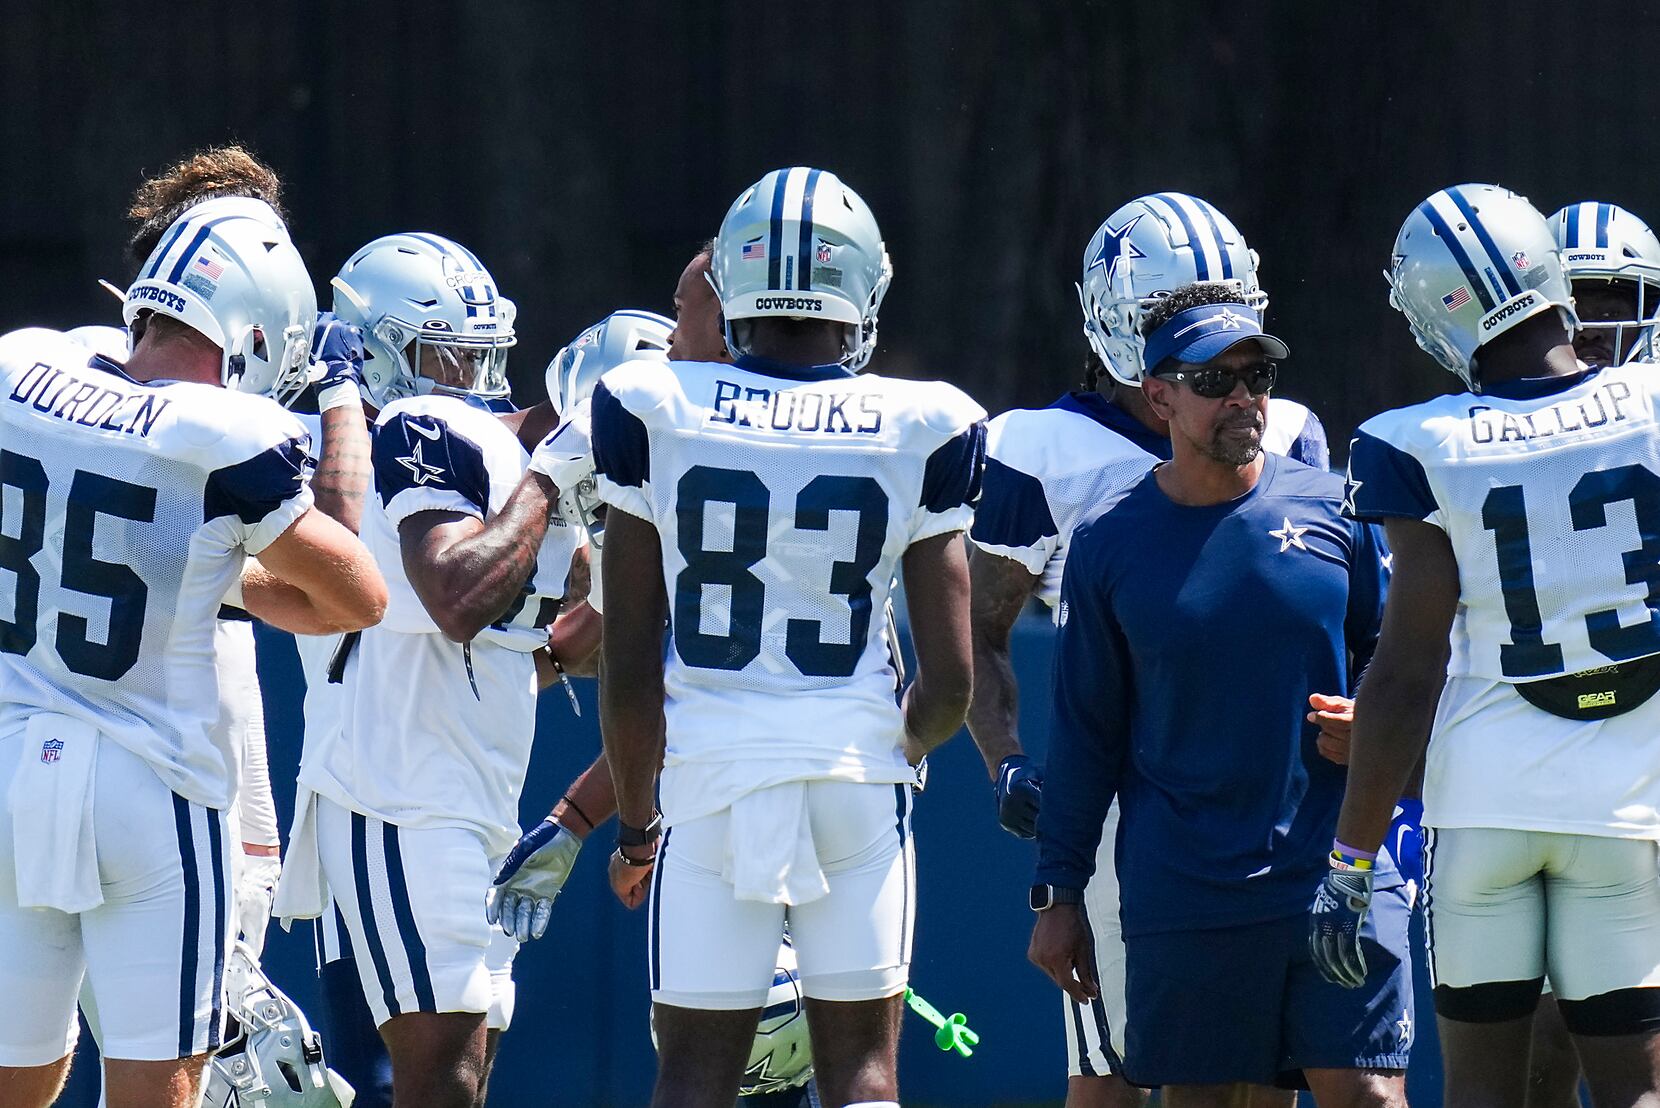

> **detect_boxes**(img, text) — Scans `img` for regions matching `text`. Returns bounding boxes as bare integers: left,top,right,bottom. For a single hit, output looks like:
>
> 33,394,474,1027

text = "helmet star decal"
1087,215,1147,284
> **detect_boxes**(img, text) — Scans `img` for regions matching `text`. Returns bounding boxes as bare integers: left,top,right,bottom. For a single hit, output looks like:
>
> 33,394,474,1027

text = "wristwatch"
1029,884,1085,912
617,812,662,849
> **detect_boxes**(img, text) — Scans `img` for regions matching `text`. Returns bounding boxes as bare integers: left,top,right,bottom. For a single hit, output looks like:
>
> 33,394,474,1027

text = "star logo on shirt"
1396,1008,1414,1048
397,440,446,486
1269,517,1309,553
1380,552,1394,572
1341,474,1364,516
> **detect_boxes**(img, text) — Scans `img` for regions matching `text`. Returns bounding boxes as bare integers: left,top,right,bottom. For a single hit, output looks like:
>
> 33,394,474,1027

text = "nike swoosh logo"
408,419,442,440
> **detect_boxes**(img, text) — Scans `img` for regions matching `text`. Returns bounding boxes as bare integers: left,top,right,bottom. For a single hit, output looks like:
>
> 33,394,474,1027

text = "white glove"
235,853,282,958
485,820,583,942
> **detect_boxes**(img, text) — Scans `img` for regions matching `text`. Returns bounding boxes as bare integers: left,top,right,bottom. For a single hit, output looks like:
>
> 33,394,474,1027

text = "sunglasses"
1155,361,1278,399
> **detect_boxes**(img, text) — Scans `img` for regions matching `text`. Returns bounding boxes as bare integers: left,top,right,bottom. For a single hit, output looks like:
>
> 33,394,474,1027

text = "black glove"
994,754,1043,839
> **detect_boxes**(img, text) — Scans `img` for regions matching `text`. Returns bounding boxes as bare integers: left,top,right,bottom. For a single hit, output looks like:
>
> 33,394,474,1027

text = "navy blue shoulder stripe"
1418,200,1497,312
1445,188,1523,297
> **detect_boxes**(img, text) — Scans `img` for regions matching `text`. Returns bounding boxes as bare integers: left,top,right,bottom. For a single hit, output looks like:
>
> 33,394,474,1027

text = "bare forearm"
1335,666,1445,852
601,661,664,828
904,670,972,757
310,405,373,534
424,473,556,641
966,636,1023,775
964,546,1035,775
549,601,601,678
550,754,618,840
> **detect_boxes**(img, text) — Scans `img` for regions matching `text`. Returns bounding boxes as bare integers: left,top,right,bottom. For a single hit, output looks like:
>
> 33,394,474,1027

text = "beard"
1202,411,1265,467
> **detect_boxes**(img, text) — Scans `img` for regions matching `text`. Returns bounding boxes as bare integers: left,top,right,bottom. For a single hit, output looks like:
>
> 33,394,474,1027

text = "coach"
1027,285,1412,1107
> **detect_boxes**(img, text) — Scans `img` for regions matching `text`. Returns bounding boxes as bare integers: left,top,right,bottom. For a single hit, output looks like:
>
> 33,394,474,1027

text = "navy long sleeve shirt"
1034,452,1394,937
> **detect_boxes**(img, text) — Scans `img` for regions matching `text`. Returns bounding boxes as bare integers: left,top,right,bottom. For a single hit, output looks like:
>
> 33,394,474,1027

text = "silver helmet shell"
331,233,515,407
122,197,316,404
544,309,672,416
1550,200,1660,364
1387,184,1576,390
1078,192,1267,386
710,167,892,370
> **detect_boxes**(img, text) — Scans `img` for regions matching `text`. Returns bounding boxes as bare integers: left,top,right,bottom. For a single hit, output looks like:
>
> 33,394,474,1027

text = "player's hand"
1308,692,1354,765
1388,798,1424,896
1028,903,1098,1004
608,846,656,910
1309,862,1373,989
310,311,366,400
994,754,1043,839
234,852,282,959
486,819,583,942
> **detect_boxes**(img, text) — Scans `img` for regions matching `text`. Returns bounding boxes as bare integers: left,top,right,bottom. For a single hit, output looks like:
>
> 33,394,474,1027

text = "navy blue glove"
1310,862,1374,989
486,819,582,942
994,754,1043,839
309,311,366,404
1388,798,1424,890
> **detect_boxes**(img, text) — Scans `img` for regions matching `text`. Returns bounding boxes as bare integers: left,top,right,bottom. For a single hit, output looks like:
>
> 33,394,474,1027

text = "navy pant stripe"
648,827,671,991
381,822,437,1010
1070,998,1098,1076
171,794,201,1056
350,812,401,1017
204,809,228,1050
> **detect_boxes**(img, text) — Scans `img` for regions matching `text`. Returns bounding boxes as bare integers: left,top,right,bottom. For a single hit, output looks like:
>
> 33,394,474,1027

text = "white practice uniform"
280,394,581,1029
591,355,985,1009
970,389,1328,1076
1349,361,1660,1029
0,329,313,1064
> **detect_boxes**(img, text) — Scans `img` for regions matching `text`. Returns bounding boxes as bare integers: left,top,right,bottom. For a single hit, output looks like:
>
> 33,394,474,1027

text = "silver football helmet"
544,309,673,416
1387,184,1577,390
331,233,516,407
122,197,316,404
202,943,355,1107
650,938,813,1096
710,167,892,370
543,310,673,548
1078,192,1268,386
1550,200,1660,364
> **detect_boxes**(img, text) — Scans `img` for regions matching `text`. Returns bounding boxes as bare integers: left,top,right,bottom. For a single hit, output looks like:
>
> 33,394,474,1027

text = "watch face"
1029,885,1052,912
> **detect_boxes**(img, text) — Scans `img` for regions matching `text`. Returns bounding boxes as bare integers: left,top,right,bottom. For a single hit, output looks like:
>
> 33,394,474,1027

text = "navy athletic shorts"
1122,885,1414,1087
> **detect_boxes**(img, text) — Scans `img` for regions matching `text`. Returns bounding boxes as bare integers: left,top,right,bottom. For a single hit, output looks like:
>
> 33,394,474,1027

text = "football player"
1523,196,1660,1108
1551,201,1660,369
1312,184,1660,1107
0,202,386,1108
597,167,982,1108
967,192,1333,1107
273,232,587,1108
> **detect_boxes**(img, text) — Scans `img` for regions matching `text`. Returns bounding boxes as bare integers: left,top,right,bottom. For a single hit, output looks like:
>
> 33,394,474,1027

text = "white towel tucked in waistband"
272,786,326,926
722,780,830,906
10,714,101,913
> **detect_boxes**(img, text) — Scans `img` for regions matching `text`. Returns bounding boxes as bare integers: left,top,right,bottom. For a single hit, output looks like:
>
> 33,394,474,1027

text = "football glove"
310,311,366,408
486,819,582,942
994,754,1043,839
234,853,282,959
1310,861,1373,989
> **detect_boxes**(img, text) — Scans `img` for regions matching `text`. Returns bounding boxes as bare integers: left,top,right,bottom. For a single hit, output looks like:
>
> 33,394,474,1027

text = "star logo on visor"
1269,516,1309,553
397,440,446,486
1087,215,1146,284
1212,307,1249,331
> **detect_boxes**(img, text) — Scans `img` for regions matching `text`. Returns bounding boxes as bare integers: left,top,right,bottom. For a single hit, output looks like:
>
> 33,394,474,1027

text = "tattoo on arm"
966,544,1040,775
310,406,373,535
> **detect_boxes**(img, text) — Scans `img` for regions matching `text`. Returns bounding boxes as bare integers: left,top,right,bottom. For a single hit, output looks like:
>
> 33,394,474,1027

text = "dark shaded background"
6,2,1658,449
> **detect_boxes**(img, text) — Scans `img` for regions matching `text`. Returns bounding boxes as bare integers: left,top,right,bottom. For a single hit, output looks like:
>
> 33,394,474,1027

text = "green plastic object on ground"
903,987,980,1057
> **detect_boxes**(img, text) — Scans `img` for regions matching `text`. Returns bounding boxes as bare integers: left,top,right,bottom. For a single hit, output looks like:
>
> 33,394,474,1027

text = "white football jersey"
1349,362,1660,836
971,392,1327,611
300,395,582,853
592,356,986,825
0,328,313,809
